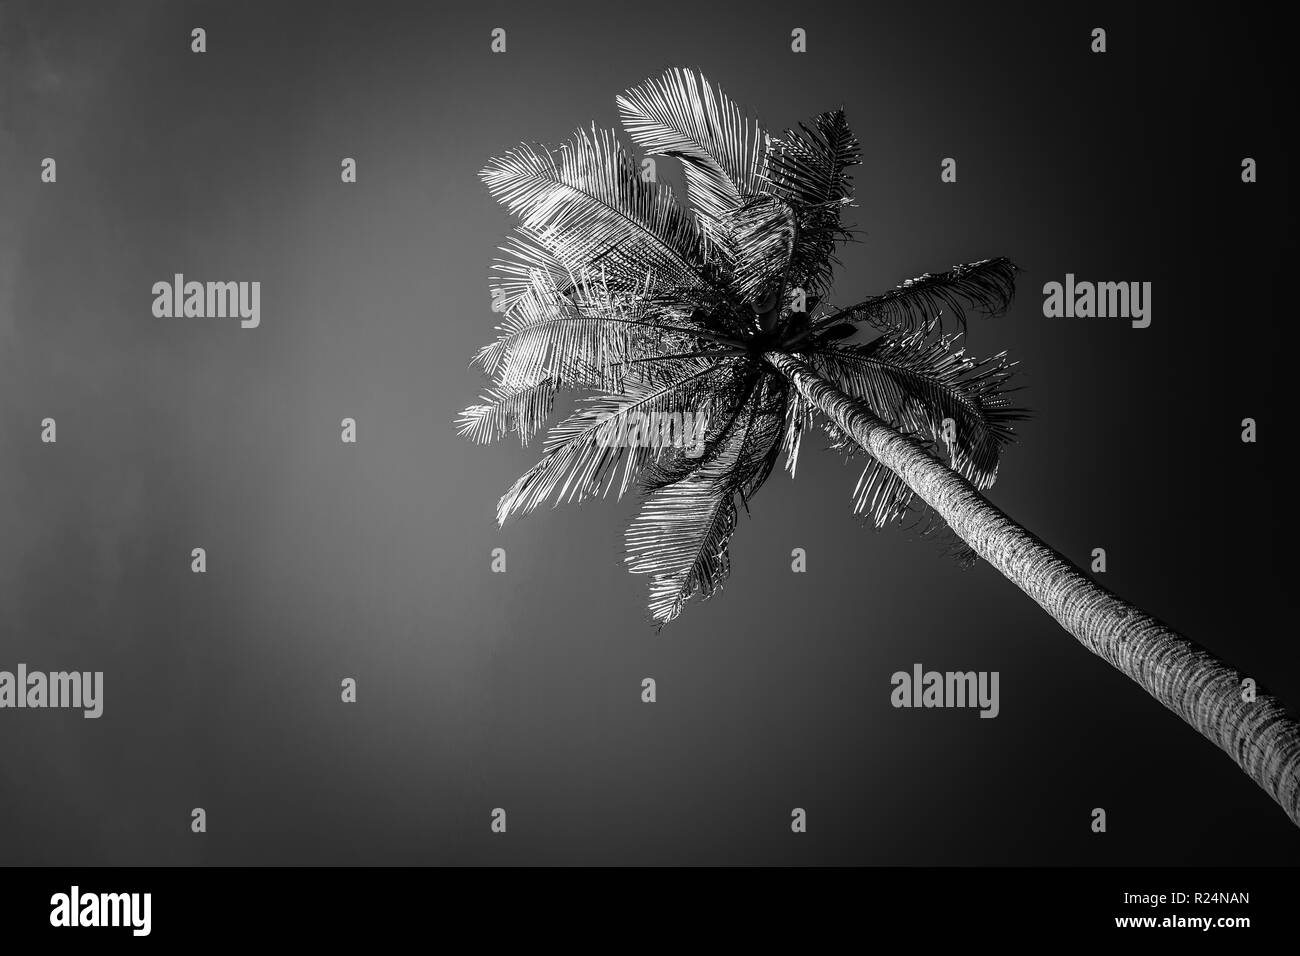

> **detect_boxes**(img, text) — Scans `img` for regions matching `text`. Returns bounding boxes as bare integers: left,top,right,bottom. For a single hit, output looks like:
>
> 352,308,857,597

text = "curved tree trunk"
768,350,1300,828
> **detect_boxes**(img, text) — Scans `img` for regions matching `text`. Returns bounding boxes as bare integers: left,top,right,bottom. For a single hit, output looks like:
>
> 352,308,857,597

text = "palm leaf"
626,459,740,626
812,330,1025,488
724,196,798,306
625,378,784,624
474,266,717,390
779,387,815,477
456,379,558,446
496,357,740,524
617,68,767,248
488,229,579,314
480,124,710,295
823,257,1019,336
763,108,861,294
823,420,977,564
634,369,761,493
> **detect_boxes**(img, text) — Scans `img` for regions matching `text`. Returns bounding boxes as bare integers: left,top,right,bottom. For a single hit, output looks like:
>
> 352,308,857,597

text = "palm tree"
457,67,1300,829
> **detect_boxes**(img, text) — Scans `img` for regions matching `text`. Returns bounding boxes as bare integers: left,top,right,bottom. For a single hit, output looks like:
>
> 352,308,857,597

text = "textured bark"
769,350,1300,828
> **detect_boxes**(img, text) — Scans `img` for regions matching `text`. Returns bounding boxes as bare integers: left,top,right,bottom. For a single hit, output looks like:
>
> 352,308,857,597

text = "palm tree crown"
459,67,1025,624
458,67,1300,828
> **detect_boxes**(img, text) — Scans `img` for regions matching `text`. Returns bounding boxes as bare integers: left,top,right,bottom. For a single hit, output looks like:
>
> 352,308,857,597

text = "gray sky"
0,0,1295,863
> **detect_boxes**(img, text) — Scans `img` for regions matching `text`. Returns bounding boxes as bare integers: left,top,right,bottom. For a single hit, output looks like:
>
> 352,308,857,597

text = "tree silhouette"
458,67,1300,828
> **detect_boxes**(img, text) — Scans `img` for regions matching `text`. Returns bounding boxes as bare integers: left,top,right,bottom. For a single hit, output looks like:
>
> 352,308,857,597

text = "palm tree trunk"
768,350,1300,828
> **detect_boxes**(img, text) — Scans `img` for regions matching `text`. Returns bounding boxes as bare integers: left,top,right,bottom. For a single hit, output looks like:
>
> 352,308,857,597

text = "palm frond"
625,377,784,624
626,455,740,626
634,369,762,493
765,109,860,209
480,125,710,295
496,357,742,524
780,388,815,476
823,258,1019,336
724,196,798,305
456,380,558,446
848,453,913,526
822,419,977,564
617,68,767,247
488,229,578,315
812,328,1026,561
736,376,787,505
811,330,1025,489
764,108,861,294
474,266,715,391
